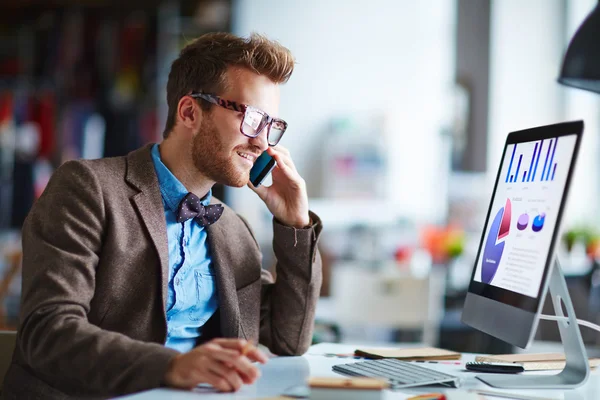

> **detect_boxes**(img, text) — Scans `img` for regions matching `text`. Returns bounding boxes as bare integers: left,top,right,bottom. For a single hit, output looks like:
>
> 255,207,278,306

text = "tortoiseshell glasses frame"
189,92,287,146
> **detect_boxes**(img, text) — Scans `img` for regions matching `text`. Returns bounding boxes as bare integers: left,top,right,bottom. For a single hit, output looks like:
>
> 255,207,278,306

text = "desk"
120,343,600,399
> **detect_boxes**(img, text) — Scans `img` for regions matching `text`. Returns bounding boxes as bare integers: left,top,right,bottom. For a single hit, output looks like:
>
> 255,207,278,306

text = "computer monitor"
462,120,583,348
462,121,590,389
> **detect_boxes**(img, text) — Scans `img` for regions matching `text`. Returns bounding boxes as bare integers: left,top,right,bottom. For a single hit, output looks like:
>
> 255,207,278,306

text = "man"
3,33,322,399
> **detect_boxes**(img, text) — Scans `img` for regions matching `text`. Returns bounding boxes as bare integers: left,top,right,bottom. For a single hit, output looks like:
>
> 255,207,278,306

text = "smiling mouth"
237,151,257,164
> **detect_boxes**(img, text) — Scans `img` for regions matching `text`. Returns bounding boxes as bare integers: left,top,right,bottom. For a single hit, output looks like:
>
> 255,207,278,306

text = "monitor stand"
477,260,590,389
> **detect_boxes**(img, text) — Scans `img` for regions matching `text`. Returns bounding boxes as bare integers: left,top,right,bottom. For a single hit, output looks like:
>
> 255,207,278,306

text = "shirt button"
176,278,181,285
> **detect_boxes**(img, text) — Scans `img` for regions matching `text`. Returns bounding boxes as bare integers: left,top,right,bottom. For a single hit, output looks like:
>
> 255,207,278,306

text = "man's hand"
249,145,310,228
164,338,268,392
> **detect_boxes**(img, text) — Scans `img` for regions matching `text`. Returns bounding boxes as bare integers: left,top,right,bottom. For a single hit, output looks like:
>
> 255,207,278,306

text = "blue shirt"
150,144,218,353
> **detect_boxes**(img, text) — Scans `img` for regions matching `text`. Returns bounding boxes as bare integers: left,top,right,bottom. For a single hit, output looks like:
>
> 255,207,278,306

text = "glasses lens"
242,109,267,137
268,120,287,145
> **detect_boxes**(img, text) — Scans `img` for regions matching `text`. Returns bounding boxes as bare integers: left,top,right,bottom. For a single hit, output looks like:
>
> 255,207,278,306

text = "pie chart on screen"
481,198,511,284
517,214,529,231
532,213,546,232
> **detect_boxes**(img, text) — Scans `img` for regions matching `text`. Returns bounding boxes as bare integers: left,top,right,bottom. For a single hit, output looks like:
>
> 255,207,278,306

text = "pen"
241,342,254,356
414,360,462,365
322,353,365,359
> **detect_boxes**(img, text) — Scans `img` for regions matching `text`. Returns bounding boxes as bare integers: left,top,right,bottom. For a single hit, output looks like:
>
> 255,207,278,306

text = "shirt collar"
150,144,211,213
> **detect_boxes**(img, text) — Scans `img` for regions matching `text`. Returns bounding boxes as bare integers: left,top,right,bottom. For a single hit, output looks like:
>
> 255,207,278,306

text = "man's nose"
249,126,269,151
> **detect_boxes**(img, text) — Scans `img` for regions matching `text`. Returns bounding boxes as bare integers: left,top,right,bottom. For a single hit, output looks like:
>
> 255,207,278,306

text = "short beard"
191,115,249,187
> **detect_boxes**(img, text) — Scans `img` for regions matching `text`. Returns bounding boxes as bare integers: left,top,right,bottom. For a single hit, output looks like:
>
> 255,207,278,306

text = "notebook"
475,353,600,371
354,347,462,361
308,377,388,400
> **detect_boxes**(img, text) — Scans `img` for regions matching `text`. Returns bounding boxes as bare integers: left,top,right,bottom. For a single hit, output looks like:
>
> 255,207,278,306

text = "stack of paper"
354,347,462,361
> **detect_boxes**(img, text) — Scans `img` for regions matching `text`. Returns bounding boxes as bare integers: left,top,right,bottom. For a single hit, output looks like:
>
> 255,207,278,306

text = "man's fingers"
272,144,291,157
268,152,294,178
205,349,260,382
185,369,212,390
204,370,233,392
245,346,269,364
268,147,297,174
167,341,263,393
211,338,248,351
200,345,244,364
229,355,261,383
177,367,221,391
237,341,268,364
207,354,260,386
201,340,265,386
208,362,243,392
205,362,234,391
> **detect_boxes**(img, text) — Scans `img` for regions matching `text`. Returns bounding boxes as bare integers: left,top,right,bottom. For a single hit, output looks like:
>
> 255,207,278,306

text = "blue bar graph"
505,145,517,183
532,139,544,181
504,138,560,184
526,143,539,182
513,155,523,183
541,139,553,181
545,137,558,181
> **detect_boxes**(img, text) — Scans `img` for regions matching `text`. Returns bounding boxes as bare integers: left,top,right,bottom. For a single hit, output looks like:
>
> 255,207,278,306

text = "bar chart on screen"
505,138,560,183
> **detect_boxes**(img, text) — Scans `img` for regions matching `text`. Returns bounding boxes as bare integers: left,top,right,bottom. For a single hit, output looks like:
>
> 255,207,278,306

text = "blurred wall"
229,0,457,239
488,0,565,172
455,0,490,172
487,0,600,226
563,0,600,225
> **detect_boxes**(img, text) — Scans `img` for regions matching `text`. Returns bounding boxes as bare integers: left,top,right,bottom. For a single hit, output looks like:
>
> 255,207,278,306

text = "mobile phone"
249,151,276,187
465,361,524,374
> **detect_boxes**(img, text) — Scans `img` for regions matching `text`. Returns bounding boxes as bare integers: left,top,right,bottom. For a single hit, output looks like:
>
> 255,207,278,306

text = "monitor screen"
474,134,578,299
463,121,583,348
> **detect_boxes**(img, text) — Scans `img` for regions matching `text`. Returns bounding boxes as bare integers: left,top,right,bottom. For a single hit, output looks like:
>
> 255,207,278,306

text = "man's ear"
177,96,201,129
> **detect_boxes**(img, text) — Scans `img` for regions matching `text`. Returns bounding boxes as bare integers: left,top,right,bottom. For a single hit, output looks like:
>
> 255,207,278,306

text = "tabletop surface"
118,342,600,400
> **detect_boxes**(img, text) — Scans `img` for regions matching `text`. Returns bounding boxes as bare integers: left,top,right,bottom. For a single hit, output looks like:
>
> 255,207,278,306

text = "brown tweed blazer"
2,144,322,399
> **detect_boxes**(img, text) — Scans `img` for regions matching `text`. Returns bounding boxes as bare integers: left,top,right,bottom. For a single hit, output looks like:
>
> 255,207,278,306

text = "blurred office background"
1,0,600,356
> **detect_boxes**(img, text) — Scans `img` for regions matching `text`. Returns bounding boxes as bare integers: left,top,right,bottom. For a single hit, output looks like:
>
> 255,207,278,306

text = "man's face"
191,67,281,187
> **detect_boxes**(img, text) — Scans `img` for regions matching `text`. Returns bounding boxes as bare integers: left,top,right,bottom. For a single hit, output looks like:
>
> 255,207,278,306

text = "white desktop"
121,342,600,399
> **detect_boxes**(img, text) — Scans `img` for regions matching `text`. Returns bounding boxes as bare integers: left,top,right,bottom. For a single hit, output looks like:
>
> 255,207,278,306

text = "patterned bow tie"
176,192,224,227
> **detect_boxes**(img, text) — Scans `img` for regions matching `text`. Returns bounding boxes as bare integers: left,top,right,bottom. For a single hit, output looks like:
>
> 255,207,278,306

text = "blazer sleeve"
17,160,178,396
256,212,323,356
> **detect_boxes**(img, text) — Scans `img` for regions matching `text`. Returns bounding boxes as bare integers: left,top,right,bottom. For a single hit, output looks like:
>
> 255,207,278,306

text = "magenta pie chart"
517,214,529,230
481,198,511,284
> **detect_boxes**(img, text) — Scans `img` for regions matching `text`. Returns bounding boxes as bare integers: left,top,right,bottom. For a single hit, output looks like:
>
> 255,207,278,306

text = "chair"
0,330,16,393
329,263,446,345
0,250,21,329
0,249,20,393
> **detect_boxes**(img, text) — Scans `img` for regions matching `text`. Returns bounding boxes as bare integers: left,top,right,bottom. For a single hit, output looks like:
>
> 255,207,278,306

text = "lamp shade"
558,2,600,94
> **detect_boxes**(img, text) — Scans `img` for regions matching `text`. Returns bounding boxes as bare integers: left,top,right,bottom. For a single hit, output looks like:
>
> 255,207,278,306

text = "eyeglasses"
189,92,287,146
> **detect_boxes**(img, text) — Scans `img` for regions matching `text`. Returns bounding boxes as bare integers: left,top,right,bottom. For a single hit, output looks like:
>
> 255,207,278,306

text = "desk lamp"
558,1,600,93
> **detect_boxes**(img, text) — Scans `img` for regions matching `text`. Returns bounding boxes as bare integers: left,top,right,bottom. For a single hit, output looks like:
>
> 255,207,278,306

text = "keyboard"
332,359,462,389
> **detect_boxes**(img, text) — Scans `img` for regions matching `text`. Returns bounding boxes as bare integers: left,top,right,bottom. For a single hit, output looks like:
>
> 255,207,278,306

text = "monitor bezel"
466,120,583,314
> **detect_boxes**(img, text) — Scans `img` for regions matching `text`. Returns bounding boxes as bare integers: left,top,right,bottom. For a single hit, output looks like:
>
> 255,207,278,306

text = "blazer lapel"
125,144,170,315
206,219,240,339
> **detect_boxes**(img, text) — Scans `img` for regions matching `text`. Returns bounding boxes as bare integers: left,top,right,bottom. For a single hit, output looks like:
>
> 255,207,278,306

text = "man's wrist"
288,215,312,229
163,354,181,387
301,216,313,228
